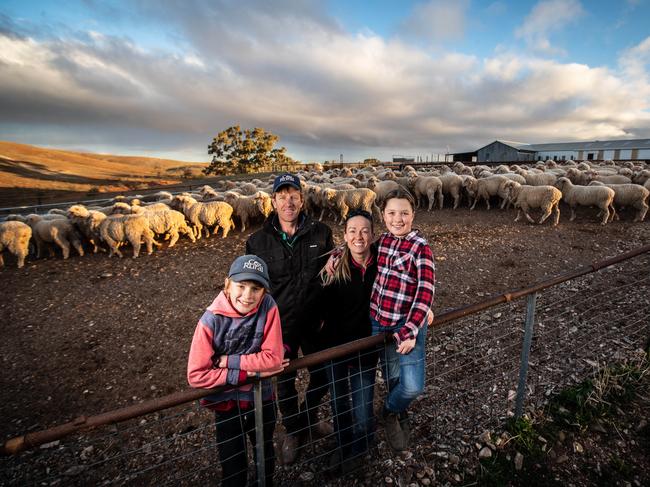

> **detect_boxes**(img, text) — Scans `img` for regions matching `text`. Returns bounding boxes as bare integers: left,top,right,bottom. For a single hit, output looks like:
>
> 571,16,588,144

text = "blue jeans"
371,318,427,414
326,355,376,457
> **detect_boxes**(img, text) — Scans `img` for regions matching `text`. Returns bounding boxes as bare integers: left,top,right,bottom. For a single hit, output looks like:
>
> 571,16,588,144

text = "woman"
319,209,378,473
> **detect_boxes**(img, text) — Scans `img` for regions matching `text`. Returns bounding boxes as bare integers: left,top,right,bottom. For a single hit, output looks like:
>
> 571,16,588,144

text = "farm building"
450,138,650,163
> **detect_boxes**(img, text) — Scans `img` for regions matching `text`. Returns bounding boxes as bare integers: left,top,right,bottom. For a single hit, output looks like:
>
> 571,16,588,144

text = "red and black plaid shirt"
370,230,435,344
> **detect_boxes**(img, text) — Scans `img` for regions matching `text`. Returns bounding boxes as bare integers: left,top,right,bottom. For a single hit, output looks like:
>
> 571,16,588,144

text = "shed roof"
527,138,650,151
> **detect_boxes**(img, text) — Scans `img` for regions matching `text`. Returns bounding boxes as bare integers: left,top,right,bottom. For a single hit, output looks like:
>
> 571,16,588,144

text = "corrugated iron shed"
527,138,650,151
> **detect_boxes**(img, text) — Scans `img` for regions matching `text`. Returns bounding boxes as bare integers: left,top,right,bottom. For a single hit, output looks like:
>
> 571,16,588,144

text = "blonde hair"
320,210,373,286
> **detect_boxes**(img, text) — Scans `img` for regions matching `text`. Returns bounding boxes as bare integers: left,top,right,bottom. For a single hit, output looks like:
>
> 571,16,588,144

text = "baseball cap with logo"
227,254,270,290
272,173,301,193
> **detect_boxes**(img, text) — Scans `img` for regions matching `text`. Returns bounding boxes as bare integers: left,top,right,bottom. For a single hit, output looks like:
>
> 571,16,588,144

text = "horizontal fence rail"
2,244,649,486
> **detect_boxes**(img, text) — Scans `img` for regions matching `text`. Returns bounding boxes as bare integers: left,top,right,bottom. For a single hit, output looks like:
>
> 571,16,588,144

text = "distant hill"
0,141,207,197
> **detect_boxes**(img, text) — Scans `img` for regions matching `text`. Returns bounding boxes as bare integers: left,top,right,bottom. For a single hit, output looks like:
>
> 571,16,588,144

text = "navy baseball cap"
228,255,270,290
272,173,301,193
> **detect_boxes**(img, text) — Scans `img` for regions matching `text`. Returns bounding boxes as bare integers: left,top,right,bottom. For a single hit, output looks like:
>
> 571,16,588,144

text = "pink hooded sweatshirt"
187,291,283,410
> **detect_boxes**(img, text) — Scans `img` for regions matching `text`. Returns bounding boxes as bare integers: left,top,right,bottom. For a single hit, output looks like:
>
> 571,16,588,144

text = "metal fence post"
253,380,266,487
515,292,537,418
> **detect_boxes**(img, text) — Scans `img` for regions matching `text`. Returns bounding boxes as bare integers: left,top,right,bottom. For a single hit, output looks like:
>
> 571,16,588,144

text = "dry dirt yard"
1,202,649,485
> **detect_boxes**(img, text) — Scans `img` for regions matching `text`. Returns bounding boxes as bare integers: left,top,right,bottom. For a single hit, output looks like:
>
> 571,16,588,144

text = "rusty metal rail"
3,243,649,456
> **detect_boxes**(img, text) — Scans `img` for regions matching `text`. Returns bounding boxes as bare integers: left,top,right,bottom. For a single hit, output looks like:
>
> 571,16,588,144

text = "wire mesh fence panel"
1,402,235,486
2,251,649,485
520,254,650,413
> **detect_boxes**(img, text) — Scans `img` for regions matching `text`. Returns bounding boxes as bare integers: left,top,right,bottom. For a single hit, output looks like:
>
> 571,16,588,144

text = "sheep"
587,182,649,222
589,174,632,185
99,214,160,258
107,202,134,215
438,173,464,209
632,169,650,185
555,177,616,225
199,185,220,200
223,191,273,232
132,206,196,247
503,181,562,226
565,168,590,186
319,188,380,224
367,179,400,206
25,214,84,259
0,221,32,268
413,176,443,211
137,191,174,203
67,205,107,253
3,214,27,223
170,195,234,239
463,175,511,210
237,182,258,195
515,169,557,186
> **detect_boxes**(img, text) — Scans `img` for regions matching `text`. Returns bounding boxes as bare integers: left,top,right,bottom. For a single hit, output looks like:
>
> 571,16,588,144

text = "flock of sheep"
1,159,649,269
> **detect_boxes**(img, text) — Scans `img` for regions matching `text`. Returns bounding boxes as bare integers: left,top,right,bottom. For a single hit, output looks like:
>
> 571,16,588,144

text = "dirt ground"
1,200,649,484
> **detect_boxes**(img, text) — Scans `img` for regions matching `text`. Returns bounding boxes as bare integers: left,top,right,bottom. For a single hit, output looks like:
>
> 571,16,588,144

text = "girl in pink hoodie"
187,255,286,487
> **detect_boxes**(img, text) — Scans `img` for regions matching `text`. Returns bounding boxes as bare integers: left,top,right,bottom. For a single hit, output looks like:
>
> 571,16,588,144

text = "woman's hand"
324,253,340,277
426,309,434,326
395,336,416,355
217,355,228,368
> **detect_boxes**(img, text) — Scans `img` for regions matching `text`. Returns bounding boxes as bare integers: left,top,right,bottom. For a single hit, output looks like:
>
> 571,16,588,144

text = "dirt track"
1,203,648,442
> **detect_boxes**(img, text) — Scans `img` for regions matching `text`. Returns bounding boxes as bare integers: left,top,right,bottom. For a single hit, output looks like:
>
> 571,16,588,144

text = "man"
246,172,334,465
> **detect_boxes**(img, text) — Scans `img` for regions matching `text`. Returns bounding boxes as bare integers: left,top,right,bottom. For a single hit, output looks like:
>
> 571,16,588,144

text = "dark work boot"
398,411,410,446
382,408,406,452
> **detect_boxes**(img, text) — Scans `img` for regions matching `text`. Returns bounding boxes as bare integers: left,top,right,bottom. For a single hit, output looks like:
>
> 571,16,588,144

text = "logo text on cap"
243,259,264,272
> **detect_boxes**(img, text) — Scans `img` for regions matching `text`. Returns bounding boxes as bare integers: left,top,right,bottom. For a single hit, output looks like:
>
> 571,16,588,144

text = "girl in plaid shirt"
372,188,435,452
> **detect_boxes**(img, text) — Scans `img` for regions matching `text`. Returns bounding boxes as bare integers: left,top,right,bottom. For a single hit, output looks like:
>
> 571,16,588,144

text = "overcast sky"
1,0,649,162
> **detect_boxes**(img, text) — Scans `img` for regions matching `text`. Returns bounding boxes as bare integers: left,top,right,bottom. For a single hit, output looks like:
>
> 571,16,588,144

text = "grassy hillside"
0,141,207,197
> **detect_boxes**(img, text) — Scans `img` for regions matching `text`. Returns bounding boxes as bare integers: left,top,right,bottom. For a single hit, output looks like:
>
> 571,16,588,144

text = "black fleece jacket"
318,248,379,367
246,212,333,341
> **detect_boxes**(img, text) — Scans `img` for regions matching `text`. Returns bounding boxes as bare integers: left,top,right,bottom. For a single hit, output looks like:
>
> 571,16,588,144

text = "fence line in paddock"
2,245,649,485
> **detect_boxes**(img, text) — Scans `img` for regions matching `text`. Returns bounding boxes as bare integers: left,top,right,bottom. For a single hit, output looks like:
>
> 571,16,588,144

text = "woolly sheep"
99,214,160,258
0,221,32,268
565,168,590,185
368,179,400,206
463,175,511,210
320,188,380,224
4,214,27,223
413,176,443,211
170,195,234,239
438,173,464,209
237,182,258,195
503,181,562,226
589,174,632,185
515,169,557,186
132,206,196,247
67,205,107,253
587,182,649,222
223,191,273,232
555,177,615,225
25,214,84,259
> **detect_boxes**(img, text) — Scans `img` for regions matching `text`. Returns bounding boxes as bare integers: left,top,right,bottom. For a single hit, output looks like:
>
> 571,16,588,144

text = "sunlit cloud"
0,0,648,161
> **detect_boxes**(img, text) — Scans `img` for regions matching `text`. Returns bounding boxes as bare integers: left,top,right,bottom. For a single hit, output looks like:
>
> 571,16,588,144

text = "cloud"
0,1,649,162
515,0,585,55
399,0,469,45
